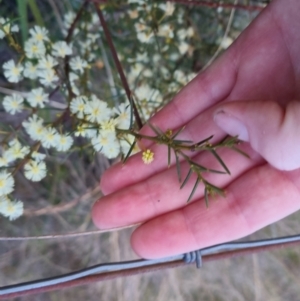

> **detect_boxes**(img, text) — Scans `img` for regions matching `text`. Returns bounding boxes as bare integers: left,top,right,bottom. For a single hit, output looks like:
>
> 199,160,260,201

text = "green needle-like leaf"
224,135,239,146
129,97,134,129
171,126,185,139
147,122,162,136
231,146,250,158
167,145,171,167
210,149,230,174
211,185,225,197
123,140,136,164
204,187,209,208
17,0,28,44
187,177,200,203
173,139,194,144
206,181,226,197
175,151,181,182
204,187,209,207
180,168,193,189
190,161,227,174
218,134,231,145
193,135,214,147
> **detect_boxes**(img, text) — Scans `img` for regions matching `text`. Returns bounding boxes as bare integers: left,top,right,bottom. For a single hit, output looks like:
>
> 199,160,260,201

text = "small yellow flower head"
165,129,173,137
142,149,154,164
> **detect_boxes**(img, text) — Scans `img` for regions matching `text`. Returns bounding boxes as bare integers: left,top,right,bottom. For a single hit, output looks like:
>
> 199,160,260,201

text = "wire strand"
1,234,300,297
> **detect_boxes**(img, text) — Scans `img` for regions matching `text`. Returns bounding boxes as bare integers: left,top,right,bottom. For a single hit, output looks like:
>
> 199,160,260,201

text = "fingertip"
131,223,163,259
213,109,250,141
130,211,198,259
130,227,149,258
99,168,114,195
99,161,130,195
91,198,103,229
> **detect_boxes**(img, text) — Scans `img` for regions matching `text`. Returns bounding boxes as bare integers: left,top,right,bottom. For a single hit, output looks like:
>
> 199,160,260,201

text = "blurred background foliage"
1,0,300,300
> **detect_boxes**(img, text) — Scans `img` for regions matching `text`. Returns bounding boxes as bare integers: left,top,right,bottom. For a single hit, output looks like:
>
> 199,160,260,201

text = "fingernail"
214,110,249,141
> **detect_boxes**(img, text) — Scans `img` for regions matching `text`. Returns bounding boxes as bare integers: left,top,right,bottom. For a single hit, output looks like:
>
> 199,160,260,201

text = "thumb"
213,100,300,171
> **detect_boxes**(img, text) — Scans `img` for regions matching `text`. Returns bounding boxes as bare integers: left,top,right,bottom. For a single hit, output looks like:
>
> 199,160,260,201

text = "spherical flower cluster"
135,23,154,44
0,139,29,169
70,95,135,158
29,25,49,42
52,41,73,58
26,88,49,108
22,114,45,141
23,61,38,79
25,38,46,59
113,103,132,129
42,127,60,149
38,69,59,87
159,2,175,16
3,60,24,83
91,131,120,159
142,149,154,164
24,160,47,182
22,114,73,152
38,55,58,70
70,96,87,118
6,139,30,160
1,24,83,90
70,56,88,74
56,134,74,152
84,95,112,124
3,93,24,114
0,195,23,221
0,171,15,196
0,17,19,39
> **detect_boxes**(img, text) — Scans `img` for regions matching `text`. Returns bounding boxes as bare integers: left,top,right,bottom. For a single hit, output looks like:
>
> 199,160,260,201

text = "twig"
97,36,119,106
0,224,140,241
46,0,64,30
0,86,27,96
23,186,101,216
93,4,143,129
202,0,237,69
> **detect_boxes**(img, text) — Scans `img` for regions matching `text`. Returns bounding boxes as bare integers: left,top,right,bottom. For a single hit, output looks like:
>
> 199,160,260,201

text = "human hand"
92,0,300,258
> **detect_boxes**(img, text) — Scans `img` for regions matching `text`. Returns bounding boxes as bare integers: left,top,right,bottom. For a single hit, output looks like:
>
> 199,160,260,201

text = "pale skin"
92,0,300,258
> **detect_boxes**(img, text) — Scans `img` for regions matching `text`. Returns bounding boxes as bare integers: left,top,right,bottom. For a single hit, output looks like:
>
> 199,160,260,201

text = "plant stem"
93,3,144,130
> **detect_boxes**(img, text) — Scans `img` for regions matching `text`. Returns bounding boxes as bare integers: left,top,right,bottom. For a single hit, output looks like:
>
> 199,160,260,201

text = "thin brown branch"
0,224,139,241
64,0,89,100
93,4,144,130
23,186,101,216
65,1,88,44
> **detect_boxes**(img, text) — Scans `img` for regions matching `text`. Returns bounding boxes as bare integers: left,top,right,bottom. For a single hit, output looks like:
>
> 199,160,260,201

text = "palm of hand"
92,0,300,258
